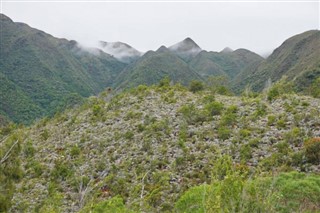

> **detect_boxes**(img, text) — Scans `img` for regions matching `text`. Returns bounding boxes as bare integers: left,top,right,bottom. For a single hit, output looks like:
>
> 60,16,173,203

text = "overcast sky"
1,1,319,56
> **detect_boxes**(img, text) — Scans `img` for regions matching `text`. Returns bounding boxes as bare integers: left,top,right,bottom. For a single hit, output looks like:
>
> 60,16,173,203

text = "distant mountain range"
1,13,319,124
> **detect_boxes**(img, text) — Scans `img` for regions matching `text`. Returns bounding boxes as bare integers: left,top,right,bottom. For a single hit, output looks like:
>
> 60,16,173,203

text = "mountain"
114,45,203,89
189,49,264,79
168,37,202,61
0,14,126,124
232,30,320,93
98,41,142,63
2,84,320,212
113,38,264,90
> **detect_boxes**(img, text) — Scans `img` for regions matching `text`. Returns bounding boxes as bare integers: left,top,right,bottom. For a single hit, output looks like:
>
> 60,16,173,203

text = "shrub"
70,145,81,157
40,129,50,141
266,77,294,101
304,138,320,164
220,113,237,127
309,77,320,98
175,170,320,213
253,102,267,118
217,127,231,140
204,101,224,116
207,76,232,95
0,137,22,212
284,127,304,145
51,160,72,181
267,87,280,101
248,138,260,148
81,195,133,213
92,104,102,116
240,144,252,162
239,129,251,139
158,76,170,87
189,80,204,93
267,115,276,126
178,104,207,124
124,131,134,140
174,184,210,213
23,140,35,158
276,119,286,129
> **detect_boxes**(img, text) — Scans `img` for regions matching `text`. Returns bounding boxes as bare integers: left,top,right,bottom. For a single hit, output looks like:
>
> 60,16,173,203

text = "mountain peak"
221,47,233,53
168,37,202,57
98,41,142,63
156,45,169,53
183,37,195,43
0,13,13,22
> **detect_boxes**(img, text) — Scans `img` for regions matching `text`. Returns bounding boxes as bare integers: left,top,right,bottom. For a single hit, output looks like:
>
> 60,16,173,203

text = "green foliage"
267,77,294,101
309,77,320,98
219,106,238,127
26,160,44,178
158,76,171,87
283,127,304,145
267,86,280,101
207,76,232,95
174,184,210,213
189,80,204,93
0,135,23,212
51,160,73,181
272,172,320,212
176,157,320,213
204,101,224,116
267,115,276,126
83,196,133,213
240,144,252,162
40,129,50,141
304,138,320,164
217,127,231,140
276,119,286,129
124,131,134,140
239,129,251,139
70,145,81,157
252,102,267,119
23,140,35,158
178,104,207,124
92,104,102,117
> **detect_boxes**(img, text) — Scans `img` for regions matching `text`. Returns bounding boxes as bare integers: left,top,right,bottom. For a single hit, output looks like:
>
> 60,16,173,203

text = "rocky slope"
3,84,319,212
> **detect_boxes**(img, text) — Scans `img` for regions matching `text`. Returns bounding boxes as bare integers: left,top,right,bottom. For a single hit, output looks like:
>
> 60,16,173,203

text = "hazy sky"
1,1,319,56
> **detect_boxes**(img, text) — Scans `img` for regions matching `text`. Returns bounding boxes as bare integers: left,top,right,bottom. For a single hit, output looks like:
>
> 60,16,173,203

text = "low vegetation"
1,81,319,212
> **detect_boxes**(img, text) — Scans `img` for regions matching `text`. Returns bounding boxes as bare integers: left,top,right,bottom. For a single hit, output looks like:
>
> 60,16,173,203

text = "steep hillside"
232,30,320,93
114,46,203,89
189,49,264,79
0,14,126,124
2,84,320,212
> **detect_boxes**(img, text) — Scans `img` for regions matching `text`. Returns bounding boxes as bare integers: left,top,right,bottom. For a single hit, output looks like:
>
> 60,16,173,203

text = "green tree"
189,80,204,93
